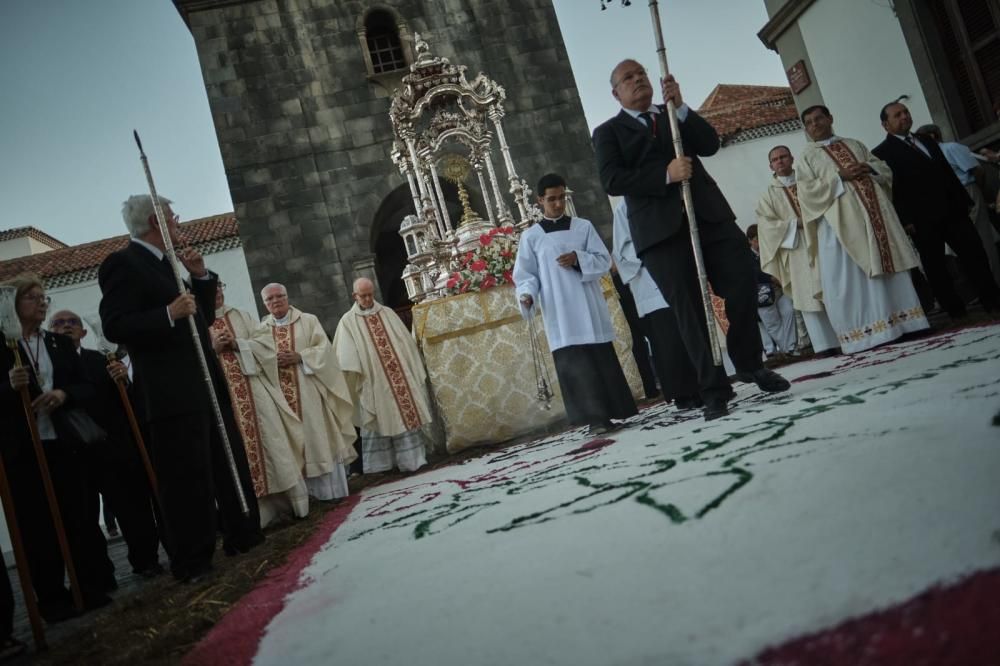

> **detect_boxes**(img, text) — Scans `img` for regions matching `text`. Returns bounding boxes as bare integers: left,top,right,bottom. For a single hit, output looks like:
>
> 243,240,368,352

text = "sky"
0,0,787,247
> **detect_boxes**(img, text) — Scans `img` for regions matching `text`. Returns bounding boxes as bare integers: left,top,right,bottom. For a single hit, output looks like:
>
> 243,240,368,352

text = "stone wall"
176,0,609,332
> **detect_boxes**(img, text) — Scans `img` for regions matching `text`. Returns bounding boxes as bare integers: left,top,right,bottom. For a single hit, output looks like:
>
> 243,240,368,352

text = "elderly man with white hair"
332,277,431,474
259,282,357,498
98,194,263,584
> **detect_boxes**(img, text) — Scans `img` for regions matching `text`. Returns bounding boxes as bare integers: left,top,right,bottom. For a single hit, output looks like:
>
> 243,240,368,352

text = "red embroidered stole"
211,315,267,496
361,312,422,431
272,323,302,419
781,184,802,222
820,142,895,272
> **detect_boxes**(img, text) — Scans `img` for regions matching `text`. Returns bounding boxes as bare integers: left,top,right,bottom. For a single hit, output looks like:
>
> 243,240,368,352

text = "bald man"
333,278,431,474
49,310,162,579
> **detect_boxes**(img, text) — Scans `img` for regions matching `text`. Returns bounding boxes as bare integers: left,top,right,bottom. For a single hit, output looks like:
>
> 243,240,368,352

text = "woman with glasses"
1,274,114,623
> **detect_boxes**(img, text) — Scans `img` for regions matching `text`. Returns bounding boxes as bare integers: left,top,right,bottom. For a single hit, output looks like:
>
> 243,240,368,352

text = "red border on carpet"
744,567,1000,666
182,495,362,666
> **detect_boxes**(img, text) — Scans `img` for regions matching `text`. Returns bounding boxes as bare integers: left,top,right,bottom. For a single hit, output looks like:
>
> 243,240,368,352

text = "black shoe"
224,530,265,557
40,599,79,624
587,421,616,436
674,395,704,411
175,563,214,585
703,399,729,421
134,562,165,579
735,367,790,393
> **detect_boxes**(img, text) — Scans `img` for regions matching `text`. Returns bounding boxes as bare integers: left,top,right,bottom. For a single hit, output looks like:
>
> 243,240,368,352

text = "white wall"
702,129,811,232
798,0,932,148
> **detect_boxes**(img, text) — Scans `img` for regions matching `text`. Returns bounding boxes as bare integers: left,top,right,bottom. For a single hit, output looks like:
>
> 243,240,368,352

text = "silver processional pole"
604,0,723,365
132,131,251,516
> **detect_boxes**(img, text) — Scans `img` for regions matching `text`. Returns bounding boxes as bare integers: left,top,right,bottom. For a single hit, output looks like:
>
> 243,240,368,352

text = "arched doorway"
371,180,487,327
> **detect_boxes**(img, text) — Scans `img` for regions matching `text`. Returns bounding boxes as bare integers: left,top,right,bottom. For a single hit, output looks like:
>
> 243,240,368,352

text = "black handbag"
64,408,107,445
757,283,776,307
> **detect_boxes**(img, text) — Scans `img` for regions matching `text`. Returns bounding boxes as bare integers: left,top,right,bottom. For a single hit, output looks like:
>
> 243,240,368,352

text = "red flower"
502,269,513,283
488,227,500,236
446,272,460,289
500,249,512,258
502,225,514,234
481,275,496,289
479,234,493,246
459,279,471,293
460,252,473,266
470,259,487,272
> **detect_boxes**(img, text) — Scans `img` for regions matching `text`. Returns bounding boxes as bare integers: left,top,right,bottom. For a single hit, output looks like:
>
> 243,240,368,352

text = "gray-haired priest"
333,277,431,474
259,283,357,498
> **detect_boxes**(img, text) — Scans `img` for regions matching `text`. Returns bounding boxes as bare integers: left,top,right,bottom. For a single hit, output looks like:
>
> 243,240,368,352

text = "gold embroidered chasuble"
796,137,918,277
755,178,825,312
261,307,357,477
211,306,305,500
332,302,433,437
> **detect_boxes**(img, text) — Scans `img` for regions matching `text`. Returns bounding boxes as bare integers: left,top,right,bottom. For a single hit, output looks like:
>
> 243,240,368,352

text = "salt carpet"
185,323,1000,666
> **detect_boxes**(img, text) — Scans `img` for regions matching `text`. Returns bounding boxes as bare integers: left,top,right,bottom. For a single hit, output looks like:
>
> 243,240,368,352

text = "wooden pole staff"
106,353,160,500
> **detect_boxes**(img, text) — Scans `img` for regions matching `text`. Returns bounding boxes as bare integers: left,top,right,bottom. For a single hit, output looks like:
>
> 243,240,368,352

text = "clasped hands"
838,162,873,181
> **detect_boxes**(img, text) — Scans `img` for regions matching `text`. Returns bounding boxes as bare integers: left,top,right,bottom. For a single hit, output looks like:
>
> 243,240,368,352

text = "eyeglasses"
21,294,51,305
51,317,81,327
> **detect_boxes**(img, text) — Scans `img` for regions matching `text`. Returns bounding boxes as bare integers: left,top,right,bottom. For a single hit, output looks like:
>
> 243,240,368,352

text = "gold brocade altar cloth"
411,281,643,453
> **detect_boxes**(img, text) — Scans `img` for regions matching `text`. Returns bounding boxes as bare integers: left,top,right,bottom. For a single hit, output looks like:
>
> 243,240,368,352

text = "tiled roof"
0,226,68,250
0,213,241,287
697,84,801,145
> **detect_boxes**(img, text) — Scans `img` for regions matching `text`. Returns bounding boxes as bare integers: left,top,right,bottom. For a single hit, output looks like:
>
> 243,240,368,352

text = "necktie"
638,112,655,136
906,135,927,157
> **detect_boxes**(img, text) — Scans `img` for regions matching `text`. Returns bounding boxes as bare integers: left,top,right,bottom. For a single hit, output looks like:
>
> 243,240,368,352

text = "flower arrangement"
445,226,518,294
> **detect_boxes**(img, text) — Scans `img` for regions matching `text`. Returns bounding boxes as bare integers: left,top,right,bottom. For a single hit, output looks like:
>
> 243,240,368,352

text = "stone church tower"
174,0,609,330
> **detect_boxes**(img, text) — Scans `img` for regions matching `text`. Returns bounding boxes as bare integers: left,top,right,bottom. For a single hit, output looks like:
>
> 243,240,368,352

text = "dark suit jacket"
98,241,225,422
0,331,94,460
871,133,972,229
592,106,736,255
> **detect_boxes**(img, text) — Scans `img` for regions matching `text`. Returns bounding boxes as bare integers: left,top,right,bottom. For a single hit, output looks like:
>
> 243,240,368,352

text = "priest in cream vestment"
755,145,839,353
260,283,357,499
209,282,309,527
795,105,928,353
333,278,431,474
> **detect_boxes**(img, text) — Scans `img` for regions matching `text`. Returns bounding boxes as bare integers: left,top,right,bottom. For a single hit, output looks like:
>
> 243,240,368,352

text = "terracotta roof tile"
697,84,801,142
0,213,239,283
0,226,69,249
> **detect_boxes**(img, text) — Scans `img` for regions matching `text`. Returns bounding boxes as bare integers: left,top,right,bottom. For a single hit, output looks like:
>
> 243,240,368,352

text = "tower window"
365,10,406,74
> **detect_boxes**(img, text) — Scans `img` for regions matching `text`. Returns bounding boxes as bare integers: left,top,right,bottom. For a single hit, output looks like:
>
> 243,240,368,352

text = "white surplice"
513,216,614,350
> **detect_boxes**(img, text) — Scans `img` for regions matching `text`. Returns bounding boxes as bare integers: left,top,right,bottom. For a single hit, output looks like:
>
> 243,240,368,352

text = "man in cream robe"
755,145,840,353
209,282,308,527
333,278,431,474
260,283,357,499
795,105,929,353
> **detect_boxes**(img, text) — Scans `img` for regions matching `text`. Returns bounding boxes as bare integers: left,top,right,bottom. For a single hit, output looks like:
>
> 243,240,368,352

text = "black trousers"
913,215,1000,316
613,273,659,399
148,404,261,579
3,440,111,613
640,219,763,401
551,342,638,426
0,553,12,641
85,436,161,573
642,307,700,400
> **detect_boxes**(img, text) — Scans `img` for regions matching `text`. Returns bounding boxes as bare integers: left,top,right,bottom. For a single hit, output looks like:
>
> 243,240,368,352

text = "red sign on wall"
787,60,811,94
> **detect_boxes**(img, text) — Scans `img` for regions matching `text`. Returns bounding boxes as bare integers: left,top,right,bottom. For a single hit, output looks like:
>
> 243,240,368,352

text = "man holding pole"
593,62,789,420
48,310,163,578
99,194,263,584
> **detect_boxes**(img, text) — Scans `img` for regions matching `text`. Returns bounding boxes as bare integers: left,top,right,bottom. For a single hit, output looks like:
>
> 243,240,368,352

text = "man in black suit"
872,102,1000,318
48,309,163,579
592,60,789,420
98,194,262,583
